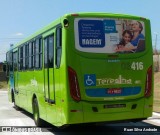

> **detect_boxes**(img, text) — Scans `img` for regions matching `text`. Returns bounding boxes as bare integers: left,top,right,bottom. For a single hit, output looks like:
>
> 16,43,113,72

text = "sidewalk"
144,112,160,126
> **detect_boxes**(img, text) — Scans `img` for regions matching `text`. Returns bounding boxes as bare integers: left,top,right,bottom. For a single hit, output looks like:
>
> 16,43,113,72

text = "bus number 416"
131,62,144,70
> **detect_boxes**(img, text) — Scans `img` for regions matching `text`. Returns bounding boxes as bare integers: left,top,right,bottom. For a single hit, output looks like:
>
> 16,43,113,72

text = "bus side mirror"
3,64,9,83
3,64,7,72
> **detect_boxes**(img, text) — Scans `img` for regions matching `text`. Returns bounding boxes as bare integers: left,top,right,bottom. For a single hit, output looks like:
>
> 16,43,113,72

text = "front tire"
12,91,21,110
11,90,15,103
33,98,42,127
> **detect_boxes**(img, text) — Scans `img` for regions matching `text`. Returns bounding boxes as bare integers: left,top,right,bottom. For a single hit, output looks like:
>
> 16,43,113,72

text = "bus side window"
55,27,62,68
44,38,48,68
35,38,42,69
18,47,20,71
29,41,35,69
35,39,40,69
39,38,42,68
32,41,35,69
29,42,32,69
25,44,29,70
23,45,26,70
18,46,23,71
44,35,54,69
48,35,54,68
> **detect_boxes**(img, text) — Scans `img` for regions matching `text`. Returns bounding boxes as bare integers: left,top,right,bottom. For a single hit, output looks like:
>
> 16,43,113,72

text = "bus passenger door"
44,35,55,104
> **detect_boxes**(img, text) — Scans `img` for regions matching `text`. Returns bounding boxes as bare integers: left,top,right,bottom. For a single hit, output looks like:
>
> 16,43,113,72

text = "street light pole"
155,34,157,52
155,33,159,71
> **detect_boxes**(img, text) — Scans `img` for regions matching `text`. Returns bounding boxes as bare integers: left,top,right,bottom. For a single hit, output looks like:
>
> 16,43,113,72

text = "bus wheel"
33,98,42,127
11,90,15,103
12,91,20,110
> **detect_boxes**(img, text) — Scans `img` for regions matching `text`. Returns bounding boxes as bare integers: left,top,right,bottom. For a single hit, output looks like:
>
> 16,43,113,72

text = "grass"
0,81,8,90
153,100,160,112
153,72,160,112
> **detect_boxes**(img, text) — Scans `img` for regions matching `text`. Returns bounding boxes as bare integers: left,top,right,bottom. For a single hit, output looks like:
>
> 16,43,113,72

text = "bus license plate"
104,104,126,109
107,88,122,94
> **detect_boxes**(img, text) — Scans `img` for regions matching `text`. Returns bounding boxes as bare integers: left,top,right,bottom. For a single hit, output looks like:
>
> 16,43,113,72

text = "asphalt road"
0,91,160,135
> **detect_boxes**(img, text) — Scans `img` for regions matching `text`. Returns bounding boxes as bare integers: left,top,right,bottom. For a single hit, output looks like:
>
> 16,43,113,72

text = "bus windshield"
74,18,145,53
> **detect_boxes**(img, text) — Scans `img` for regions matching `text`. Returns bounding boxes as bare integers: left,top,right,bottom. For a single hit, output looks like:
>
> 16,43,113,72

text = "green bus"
5,13,153,127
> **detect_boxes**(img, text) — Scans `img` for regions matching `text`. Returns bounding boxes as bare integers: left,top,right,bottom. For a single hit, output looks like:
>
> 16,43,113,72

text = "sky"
0,0,160,62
